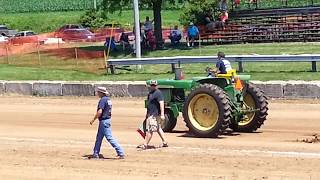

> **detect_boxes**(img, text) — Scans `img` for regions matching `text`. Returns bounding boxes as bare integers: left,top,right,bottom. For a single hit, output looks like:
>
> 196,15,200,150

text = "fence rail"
107,54,320,74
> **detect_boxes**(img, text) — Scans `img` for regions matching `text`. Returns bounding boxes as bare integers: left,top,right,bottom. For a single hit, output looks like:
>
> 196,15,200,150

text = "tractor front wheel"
160,109,177,132
183,84,231,138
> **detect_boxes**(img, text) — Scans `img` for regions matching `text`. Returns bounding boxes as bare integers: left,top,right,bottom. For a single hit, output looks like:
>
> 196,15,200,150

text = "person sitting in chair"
204,10,217,32
169,25,182,46
186,22,199,47
105,36,117,52
119,32,130,51
145,30,156,50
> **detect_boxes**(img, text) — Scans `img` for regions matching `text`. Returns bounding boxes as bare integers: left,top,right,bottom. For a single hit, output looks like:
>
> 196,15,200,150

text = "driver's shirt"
216,58,232,74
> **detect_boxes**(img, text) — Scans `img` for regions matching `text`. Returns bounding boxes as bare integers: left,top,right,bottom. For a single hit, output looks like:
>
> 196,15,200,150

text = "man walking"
90,87,125,159
139,80,168,150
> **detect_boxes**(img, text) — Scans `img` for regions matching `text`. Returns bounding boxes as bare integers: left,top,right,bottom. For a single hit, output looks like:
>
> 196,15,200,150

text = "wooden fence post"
37,42,41,66
199,34,202,55
238,61,244,73
5,43,9,64
171,63,178,73
75,47,78,68
104,49,108,73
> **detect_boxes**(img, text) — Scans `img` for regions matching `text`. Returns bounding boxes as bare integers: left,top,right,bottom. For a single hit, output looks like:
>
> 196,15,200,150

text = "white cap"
96,87,110,96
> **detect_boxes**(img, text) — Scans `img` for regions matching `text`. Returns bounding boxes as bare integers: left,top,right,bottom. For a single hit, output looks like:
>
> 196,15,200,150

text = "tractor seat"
216,69,237,79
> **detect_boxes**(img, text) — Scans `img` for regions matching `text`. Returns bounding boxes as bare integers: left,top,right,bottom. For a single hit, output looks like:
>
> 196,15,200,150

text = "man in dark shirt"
90,87,125,159
139,80,168,150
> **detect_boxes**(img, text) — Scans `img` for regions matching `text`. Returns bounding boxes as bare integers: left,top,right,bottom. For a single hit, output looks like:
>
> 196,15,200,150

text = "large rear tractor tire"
183,84,231,137
236,83,269,132
160,109,177,132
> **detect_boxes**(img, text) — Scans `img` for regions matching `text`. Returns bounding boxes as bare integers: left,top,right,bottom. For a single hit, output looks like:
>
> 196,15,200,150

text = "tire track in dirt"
1,136,320,159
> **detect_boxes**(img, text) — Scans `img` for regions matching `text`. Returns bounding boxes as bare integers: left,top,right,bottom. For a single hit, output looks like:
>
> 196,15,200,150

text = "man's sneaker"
161,142,168,148
137,144,148,150
91,154,99,159
116,155,125,159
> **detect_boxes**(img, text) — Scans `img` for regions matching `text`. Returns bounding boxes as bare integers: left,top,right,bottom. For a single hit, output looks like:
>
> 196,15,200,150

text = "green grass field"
0,0,103,13
1,62,319,81
0,10,181,33
0,0,185,13
1,42,320,81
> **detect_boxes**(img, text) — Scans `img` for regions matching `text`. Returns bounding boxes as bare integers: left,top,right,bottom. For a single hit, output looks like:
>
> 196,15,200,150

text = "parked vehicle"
0,25,9,36
55,24,84,35
57,29,95,42
0,25,17,37
15,31,37,37
94,27,124,42
0,34,9,42
10,31,46,44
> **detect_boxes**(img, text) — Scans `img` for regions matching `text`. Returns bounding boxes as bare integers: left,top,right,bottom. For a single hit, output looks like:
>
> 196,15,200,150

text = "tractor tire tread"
183,83,231,138
237,83,268,132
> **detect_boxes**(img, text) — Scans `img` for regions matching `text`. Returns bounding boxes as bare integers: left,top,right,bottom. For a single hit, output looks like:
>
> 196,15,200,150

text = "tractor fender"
236,75,251,81
195,78,229,89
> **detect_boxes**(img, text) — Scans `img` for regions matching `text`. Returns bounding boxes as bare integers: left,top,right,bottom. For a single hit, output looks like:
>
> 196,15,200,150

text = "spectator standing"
144,16,154,33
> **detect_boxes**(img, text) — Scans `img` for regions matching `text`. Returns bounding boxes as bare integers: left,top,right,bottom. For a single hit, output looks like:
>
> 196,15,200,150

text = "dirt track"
0,96,320,180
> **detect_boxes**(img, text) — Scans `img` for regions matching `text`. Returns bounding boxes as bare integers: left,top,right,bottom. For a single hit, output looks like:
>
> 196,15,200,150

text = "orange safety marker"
180,71,185,80
235,78,243,91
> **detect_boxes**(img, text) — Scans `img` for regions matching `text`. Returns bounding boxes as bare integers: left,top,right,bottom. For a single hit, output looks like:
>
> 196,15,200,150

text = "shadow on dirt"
82,154,120,160
171,130,189,134
176,129,244,139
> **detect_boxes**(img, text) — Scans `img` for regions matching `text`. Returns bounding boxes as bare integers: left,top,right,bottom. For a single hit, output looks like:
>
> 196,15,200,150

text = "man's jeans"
93,119,124,156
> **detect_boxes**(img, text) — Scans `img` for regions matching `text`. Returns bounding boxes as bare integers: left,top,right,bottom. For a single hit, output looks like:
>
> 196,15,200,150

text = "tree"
180,0,219,26
101,0,183,48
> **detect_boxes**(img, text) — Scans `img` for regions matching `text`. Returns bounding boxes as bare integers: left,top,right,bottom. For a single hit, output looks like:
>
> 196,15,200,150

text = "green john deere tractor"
146,69,268,138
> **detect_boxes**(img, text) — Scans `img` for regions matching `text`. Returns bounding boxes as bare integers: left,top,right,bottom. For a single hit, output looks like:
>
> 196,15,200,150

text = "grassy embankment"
1,42,320,81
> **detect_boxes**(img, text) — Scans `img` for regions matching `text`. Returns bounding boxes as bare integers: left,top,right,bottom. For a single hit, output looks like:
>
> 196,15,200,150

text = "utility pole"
93,0,97,10
133,0,141,59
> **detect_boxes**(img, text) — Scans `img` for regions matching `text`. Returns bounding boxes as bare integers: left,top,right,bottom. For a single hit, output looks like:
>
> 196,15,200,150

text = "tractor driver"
207,52,232,76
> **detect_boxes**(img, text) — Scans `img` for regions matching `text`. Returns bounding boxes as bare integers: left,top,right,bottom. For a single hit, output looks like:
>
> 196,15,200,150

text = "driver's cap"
150,80,158,86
